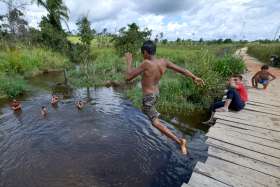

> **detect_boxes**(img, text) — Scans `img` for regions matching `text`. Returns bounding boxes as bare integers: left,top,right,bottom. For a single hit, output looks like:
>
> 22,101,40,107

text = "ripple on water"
0,87,208,187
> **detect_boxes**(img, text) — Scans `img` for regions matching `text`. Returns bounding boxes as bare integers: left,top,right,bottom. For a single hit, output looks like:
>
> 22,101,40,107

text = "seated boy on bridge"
252,65,276,90
124,40,204,155
203,74,248,125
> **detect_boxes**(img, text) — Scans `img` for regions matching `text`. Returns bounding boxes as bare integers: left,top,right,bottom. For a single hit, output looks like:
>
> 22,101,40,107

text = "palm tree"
33,0,68,31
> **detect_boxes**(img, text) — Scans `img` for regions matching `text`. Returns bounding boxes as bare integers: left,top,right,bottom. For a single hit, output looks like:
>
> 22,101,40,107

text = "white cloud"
0,0,279,40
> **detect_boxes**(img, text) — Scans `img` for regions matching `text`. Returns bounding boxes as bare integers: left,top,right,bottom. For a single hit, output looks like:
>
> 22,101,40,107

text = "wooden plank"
214,114,280,132
209,126,280,149
247,102,280,110
206,130,280,158
200,156,280,187
215,108,280,120
215,119,280,140
182,171,230,187
215,122,280,142
248,100,280,108
248,97,280,107
244,105,280,116
215,110,280,123
195,162,263,187
208,146,280,178
207,138,280,167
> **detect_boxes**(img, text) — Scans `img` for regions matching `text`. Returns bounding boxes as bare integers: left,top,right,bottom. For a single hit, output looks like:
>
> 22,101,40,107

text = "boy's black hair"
141,40,156,55
261,65,269,70
233,74,243,80
42,106,46,109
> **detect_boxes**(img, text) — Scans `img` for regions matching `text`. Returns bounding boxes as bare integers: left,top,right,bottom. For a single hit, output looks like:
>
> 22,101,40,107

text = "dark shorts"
258,79,269,85
142,94,160,122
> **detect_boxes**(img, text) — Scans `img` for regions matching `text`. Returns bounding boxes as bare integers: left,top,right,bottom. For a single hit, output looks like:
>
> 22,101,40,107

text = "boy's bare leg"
152,118,187,154
216,99,231,112
263,83,269,89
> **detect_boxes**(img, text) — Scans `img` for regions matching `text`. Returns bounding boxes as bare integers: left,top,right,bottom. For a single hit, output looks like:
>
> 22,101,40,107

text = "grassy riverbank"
247,43,280,66
0,44,70,98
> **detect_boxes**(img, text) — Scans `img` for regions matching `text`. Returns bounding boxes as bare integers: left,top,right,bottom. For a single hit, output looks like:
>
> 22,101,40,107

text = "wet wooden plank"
195,157,280,187
207,130,280,158
208,126,280,149
207,138,280,167
208,146,280,178
182,171,230,187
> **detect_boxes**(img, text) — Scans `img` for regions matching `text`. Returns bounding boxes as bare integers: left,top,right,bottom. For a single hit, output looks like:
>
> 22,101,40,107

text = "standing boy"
124,40,204,155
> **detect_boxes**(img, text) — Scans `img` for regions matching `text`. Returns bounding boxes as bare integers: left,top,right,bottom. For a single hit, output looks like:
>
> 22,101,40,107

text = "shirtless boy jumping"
124,40,204,154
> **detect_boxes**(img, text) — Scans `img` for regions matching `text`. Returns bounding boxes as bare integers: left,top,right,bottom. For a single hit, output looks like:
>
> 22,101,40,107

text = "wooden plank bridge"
182,48,280,187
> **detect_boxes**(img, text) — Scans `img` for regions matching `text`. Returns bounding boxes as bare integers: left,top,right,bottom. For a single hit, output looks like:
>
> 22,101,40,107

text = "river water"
0,73,209,187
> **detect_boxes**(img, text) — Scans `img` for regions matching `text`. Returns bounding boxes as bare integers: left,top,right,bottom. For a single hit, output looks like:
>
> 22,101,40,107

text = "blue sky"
1,0,280,41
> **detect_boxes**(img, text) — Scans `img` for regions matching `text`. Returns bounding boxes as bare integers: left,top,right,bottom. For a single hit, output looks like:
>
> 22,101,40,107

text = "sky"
1,0,280,41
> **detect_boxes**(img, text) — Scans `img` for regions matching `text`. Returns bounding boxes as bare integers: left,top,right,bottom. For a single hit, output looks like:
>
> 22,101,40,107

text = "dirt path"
236,47,280,95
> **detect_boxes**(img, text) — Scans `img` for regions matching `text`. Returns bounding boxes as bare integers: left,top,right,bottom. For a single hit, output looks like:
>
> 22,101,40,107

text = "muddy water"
0,73,209,187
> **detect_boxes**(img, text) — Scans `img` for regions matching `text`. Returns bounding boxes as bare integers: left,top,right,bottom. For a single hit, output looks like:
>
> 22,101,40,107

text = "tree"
223,38,232,43
33,0,68,31
76,16,93,46
0,0,28,37
69,16,95,99
33,0,69,51
113,23,151,56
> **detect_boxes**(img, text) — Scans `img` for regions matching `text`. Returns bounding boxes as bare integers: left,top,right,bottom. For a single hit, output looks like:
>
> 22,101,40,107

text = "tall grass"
0,48,70,77
247,43,280,66
0,45,70,97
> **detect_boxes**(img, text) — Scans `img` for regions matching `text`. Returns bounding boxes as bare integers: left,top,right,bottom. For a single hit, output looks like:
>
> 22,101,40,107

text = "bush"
69,51,125,87
212,55,245,77
0,73,27,98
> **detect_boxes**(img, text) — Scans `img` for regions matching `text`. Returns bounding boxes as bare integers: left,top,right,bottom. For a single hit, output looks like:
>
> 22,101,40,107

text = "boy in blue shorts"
252,65,276,89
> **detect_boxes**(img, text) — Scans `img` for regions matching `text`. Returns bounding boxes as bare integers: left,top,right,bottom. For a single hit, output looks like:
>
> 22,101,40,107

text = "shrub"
212,55,245,77
0,73,27,98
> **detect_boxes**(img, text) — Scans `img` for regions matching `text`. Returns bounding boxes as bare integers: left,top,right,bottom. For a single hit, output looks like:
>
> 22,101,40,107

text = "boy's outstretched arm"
166,60,205,86
125,52,145,81
269,72,276,81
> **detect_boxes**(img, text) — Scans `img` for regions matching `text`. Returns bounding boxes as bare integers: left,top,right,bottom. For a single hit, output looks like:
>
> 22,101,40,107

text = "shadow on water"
0,73,209,187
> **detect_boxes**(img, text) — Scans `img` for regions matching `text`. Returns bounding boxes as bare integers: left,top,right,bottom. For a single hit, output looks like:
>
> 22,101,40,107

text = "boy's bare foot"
180,139,187,155
215,107,228,112
202,120,215,125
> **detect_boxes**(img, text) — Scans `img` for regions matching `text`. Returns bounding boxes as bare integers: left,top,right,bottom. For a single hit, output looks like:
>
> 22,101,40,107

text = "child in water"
41,106,47,116
252,65,276,89
76,100,85,109
11,99,22,111
51,95,59,105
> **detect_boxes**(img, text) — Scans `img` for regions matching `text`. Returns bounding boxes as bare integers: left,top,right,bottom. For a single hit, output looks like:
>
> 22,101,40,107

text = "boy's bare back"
141,59,168,95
